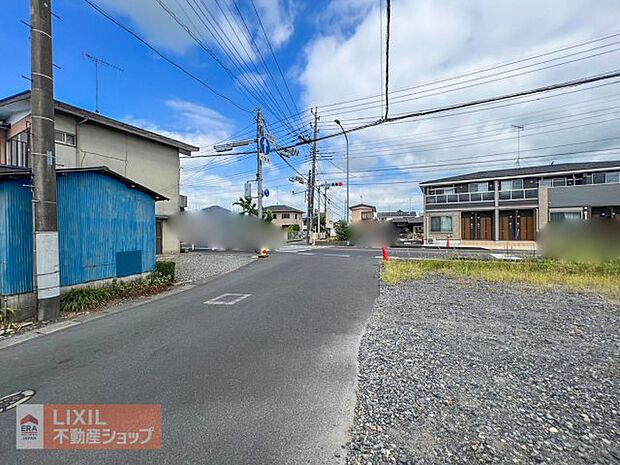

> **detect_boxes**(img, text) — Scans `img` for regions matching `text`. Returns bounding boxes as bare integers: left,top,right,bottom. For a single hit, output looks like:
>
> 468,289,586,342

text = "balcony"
426,191,494,204
2,139,30,168
499,188,538,201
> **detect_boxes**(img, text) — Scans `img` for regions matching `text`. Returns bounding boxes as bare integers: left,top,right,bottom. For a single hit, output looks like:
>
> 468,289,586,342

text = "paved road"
0,252,377,464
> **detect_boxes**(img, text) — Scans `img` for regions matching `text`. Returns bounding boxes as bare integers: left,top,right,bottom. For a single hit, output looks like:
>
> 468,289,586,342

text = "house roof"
265,204,304,213
202,205,231,214
419,160,620,187
377,210,417,219
0,166,167,201
0,91,199,155
349,203,376,211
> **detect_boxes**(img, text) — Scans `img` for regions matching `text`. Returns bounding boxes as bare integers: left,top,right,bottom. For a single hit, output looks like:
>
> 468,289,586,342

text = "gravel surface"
161,251,254,283
347,276,620,464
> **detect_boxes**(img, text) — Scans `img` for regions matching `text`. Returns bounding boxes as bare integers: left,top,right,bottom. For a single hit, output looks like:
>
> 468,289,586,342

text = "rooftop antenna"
82,52,123,114
511,124,524,168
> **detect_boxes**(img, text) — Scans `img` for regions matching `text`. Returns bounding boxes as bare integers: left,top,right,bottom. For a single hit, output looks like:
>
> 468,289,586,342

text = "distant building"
377,211,423,238
0,166,164,321
419,160,620,248
0,91,199,254
265,205,304,239
349,203,376,222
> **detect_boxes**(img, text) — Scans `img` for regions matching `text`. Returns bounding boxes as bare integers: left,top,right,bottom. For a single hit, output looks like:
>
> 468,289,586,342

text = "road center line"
204,293,251,305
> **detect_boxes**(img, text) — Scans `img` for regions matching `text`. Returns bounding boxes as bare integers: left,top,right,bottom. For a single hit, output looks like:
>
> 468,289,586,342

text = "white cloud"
96,0,297,57
297,0,620,213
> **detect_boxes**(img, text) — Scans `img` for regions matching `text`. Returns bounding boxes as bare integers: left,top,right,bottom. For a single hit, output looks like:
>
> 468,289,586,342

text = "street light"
334,119,350,223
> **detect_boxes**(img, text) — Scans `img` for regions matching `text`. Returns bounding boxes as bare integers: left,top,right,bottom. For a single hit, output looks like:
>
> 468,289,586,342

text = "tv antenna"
82,52,123,114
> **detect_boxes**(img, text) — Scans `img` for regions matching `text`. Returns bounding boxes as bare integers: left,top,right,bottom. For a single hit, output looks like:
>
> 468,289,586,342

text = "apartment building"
419,160,620,248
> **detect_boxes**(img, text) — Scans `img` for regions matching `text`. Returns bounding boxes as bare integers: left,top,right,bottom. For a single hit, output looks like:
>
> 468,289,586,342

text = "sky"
2,0,619,218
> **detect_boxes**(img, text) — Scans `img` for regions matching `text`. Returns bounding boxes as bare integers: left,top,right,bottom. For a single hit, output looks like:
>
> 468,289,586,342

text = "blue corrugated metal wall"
0,179,34,295
57,172,156,286
0,171,156,295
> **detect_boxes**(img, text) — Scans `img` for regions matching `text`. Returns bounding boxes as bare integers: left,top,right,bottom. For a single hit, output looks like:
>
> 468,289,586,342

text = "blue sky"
2,0,619,217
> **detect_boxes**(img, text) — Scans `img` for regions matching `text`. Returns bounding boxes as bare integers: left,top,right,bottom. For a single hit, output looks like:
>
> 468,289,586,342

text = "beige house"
349,203,376,223
266,204,304,239
0,91,198,254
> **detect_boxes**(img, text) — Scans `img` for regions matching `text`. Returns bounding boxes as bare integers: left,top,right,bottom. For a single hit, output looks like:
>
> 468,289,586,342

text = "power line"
82,0,251,113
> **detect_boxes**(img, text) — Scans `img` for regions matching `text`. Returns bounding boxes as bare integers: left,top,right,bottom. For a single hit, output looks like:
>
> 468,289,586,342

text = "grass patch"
60,271,174,313
381,259,620,298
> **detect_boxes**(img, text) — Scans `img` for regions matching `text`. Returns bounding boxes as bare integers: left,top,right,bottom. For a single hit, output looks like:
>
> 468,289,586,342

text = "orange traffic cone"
382,246,390,261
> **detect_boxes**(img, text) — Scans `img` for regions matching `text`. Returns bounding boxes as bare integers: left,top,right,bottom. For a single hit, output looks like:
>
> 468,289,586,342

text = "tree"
263,209,274,223
287,224,300,233
334,220,350,241
233,197,257,216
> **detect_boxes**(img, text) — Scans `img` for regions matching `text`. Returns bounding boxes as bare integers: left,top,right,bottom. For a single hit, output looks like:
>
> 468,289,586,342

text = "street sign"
263,189,270,198
244,181,252,198
259,136,271,155
259,153,271,164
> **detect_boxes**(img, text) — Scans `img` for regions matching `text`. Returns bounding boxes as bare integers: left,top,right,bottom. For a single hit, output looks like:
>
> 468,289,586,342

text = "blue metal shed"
0,166,164,296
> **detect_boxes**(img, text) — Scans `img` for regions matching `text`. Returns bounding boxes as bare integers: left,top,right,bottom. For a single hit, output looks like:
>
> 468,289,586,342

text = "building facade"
266,205,304,240
350,204,376,223
420,161,620,248
0,91,198,254
0,167,164,321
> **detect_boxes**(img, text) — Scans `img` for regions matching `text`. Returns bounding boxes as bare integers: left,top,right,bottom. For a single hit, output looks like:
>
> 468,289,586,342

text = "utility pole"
31,0,60,320
307,107,319,244
316,185,321,239
323,186,328,238
256,108,264,219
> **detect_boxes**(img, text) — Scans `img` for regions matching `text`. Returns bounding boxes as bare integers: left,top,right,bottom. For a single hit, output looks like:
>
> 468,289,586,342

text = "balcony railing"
426,188,539,204
426,191,494,204
499,188,538,200
3,139,30,168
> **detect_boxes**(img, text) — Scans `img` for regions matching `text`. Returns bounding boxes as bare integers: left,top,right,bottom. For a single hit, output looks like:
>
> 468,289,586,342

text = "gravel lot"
161,251,254,283
347,276,619,465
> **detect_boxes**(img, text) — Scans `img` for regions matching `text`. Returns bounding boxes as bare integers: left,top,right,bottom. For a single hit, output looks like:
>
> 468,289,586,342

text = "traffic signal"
330,181,344,187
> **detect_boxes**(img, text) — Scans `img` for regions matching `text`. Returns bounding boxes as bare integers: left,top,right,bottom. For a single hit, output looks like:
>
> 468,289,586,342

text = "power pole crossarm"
31,0,60,320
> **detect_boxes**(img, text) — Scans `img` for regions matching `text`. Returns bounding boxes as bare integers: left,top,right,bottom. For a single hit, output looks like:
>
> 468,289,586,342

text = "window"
607,172,619,183
55,130,76,146
550,211,582,222
500,179,522,191
272,213,277,219
430,216,452,233
430,186,455,195
539,179,552,188
552,178,566,187
282,213,290,219
469,182,489,193
361,211,373,220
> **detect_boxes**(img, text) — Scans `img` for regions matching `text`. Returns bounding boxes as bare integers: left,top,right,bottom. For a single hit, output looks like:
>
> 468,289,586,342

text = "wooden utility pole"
31,0,60,320
307,107,319,244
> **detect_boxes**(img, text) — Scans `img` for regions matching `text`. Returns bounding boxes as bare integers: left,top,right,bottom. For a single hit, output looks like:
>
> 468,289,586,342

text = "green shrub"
60,272,175,313
0,306,16,332
156,261,175,282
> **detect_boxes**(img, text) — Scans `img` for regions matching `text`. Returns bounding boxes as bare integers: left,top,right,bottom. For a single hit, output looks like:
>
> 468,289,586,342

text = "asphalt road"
0,252,378,464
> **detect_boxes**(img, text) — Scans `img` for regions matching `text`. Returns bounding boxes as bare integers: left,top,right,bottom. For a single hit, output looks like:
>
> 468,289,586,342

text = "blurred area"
539,220,620,262
349,221,400,247
170,208,284,253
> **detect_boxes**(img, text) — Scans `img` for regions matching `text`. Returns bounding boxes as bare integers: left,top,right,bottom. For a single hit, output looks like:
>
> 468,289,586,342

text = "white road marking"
320,253,350,258
204,293,251,305
298,252,315,256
